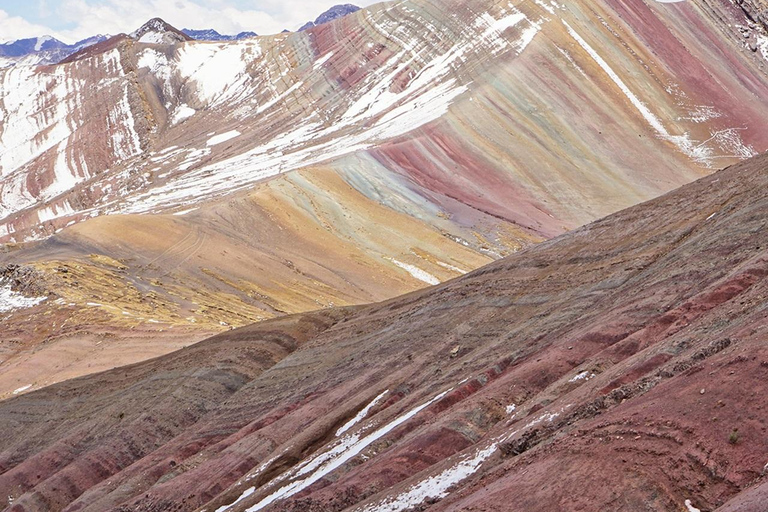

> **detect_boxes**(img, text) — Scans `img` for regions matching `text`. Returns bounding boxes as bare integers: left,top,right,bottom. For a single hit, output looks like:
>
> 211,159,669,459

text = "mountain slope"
5,0,768,241
1,148,767,512
3,0,768,392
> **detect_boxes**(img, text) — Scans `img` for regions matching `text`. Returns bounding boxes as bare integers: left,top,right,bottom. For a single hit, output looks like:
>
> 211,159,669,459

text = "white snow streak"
563,20,714,165
237,389,451,512
12,384,32,395
207,130,241,146
337,390,389,436
386,258,440,285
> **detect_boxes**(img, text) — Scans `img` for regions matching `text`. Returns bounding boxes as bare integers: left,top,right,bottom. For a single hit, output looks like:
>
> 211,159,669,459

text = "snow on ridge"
118,5,543,215
0,48,140,223
6,4,543,229
34,35,53,52
176,41,260,105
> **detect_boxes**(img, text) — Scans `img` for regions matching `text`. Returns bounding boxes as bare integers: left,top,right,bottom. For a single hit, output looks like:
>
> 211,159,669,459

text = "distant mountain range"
299,4,361,31
0,5,360,68
0,35,108,67
181,29,258,41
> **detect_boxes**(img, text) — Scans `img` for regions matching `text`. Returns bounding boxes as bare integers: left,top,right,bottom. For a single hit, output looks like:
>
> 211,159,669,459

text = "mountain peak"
299,4,360,31
130,17,191,44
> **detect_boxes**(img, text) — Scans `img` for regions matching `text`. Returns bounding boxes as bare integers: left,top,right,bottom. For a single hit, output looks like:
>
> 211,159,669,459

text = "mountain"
182,29,257,41
0,35,108,67
130,17,192,44
0,2,358,67
299,4,361,31
2,0,768,394
1,146,767,511
0,36,66,57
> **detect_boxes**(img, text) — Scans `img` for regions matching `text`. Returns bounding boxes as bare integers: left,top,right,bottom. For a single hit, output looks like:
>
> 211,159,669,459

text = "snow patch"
0,283,46,313
685,499,701,512
34,36,53,52
386,258,440,285
312,51,334,70
12,384,32,395
568,370,595,383
436,261,467,274
207,130,241,146
171,104,195,124
362,445,498,512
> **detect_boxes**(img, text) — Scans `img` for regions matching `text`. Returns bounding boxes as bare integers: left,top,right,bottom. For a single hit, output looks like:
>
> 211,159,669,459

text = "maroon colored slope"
1,153,768,511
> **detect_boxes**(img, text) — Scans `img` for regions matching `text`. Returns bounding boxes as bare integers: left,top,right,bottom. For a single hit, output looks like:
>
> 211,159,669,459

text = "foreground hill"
1,150,767,511
4,0,768,394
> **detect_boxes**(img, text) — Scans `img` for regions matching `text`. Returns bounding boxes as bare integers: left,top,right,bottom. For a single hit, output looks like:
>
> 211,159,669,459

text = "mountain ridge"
0,4,362,66
1,148,766,511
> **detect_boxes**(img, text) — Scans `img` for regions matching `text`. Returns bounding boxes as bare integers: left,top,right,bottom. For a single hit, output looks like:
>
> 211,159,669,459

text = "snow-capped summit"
130,18,191,44
0,35,66,58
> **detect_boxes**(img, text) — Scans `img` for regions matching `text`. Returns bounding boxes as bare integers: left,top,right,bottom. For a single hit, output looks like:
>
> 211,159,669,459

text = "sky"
0,0,380,43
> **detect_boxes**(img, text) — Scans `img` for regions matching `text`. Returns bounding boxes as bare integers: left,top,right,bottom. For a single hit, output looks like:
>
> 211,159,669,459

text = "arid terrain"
2,145,768,512
4,0,768,395
2,0,768,510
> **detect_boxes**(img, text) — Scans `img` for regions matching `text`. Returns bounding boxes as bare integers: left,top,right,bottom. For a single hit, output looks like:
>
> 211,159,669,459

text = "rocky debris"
737,0,768,30
0,264,48,297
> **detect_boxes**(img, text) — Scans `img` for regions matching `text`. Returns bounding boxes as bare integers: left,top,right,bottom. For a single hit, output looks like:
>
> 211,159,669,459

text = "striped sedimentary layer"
3,0,768,242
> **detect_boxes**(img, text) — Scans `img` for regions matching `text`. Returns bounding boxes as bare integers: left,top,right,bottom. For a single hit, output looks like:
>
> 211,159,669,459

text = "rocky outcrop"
737,0,768,29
